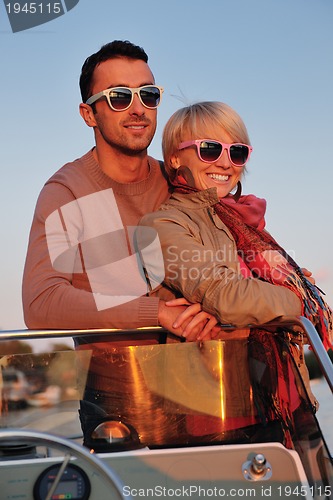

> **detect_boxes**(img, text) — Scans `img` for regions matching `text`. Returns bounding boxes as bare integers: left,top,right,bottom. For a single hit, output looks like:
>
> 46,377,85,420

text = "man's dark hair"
79,40,149,103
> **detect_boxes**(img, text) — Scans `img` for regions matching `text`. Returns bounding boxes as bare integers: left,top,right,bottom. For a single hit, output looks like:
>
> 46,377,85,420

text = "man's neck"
92,147,150,183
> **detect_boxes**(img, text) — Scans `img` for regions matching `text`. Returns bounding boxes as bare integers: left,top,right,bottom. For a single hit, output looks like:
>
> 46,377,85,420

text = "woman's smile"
202,168,240,198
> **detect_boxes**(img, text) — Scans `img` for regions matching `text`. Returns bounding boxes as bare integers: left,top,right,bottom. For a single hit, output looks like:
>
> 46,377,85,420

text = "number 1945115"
277,485,331,497
6,2,62,14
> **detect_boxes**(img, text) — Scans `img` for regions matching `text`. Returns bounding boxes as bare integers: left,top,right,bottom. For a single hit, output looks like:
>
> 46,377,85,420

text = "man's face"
88,57,158,155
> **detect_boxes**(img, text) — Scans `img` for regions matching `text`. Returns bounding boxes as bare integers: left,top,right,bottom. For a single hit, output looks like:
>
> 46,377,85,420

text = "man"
22,40,221,449
22,40,216,338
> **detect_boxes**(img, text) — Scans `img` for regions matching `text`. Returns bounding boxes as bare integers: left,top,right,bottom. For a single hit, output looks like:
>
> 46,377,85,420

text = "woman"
138,102,333,446
140,101,332,349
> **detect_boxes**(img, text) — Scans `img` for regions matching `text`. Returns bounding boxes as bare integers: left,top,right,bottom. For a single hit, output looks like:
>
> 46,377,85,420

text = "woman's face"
173,131,245,198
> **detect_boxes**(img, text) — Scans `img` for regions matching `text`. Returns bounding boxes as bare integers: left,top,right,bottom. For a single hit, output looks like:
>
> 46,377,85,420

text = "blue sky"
1,0,332,330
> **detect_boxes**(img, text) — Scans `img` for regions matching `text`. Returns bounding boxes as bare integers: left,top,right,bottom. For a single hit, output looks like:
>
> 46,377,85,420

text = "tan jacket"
140,188,301,328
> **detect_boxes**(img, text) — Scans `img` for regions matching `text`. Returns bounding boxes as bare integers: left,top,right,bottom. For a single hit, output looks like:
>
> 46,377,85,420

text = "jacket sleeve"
139,212,302,328
22,183,159,330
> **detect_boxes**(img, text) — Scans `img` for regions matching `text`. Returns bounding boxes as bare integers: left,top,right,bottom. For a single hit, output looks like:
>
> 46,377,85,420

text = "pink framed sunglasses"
178,140,253,166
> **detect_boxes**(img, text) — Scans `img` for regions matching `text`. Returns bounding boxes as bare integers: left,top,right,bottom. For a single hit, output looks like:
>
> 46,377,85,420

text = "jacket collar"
168,187,219,209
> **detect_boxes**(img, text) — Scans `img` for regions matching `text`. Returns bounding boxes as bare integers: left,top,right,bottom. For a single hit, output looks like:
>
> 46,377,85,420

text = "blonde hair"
162,101,251,177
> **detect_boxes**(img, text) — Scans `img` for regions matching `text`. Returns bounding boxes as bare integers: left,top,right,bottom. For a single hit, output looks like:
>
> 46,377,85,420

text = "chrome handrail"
0,325,167,341
298,316,333,393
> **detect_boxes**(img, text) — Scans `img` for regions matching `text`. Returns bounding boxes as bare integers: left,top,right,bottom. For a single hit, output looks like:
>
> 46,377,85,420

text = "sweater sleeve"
139,212,302,328
22,183,160,330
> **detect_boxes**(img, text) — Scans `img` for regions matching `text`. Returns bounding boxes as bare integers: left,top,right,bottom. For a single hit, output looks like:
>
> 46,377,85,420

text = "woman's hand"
164,298,220,341
301,268,315,285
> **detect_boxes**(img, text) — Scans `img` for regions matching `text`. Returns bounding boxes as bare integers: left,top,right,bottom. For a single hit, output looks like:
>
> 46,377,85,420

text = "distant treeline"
305,349,333,379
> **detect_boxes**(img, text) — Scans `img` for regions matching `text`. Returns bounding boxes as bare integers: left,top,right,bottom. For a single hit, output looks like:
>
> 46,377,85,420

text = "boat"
0,316,332,499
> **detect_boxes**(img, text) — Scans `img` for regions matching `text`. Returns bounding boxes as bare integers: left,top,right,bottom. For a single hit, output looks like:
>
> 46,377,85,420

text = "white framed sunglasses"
86,85,164,111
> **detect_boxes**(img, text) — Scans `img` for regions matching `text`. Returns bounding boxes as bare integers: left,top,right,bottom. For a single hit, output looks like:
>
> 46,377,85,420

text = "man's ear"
79,103,97,128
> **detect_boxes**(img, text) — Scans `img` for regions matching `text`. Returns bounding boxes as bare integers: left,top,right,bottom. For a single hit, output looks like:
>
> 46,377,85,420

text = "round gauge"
34,462,91,500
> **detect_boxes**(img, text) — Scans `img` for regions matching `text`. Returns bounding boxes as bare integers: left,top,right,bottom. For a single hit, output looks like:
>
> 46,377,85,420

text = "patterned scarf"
215,194,333,350
172,170,333,350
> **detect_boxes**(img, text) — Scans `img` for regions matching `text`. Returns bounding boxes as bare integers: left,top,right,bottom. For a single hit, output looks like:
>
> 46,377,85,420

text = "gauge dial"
34,462,91,500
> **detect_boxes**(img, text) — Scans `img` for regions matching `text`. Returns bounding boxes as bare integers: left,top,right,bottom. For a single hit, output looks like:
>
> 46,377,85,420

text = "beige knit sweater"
22,149,171,332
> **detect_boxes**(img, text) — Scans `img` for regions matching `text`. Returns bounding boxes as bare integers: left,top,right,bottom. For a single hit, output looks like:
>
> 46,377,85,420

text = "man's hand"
158,298,220,341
